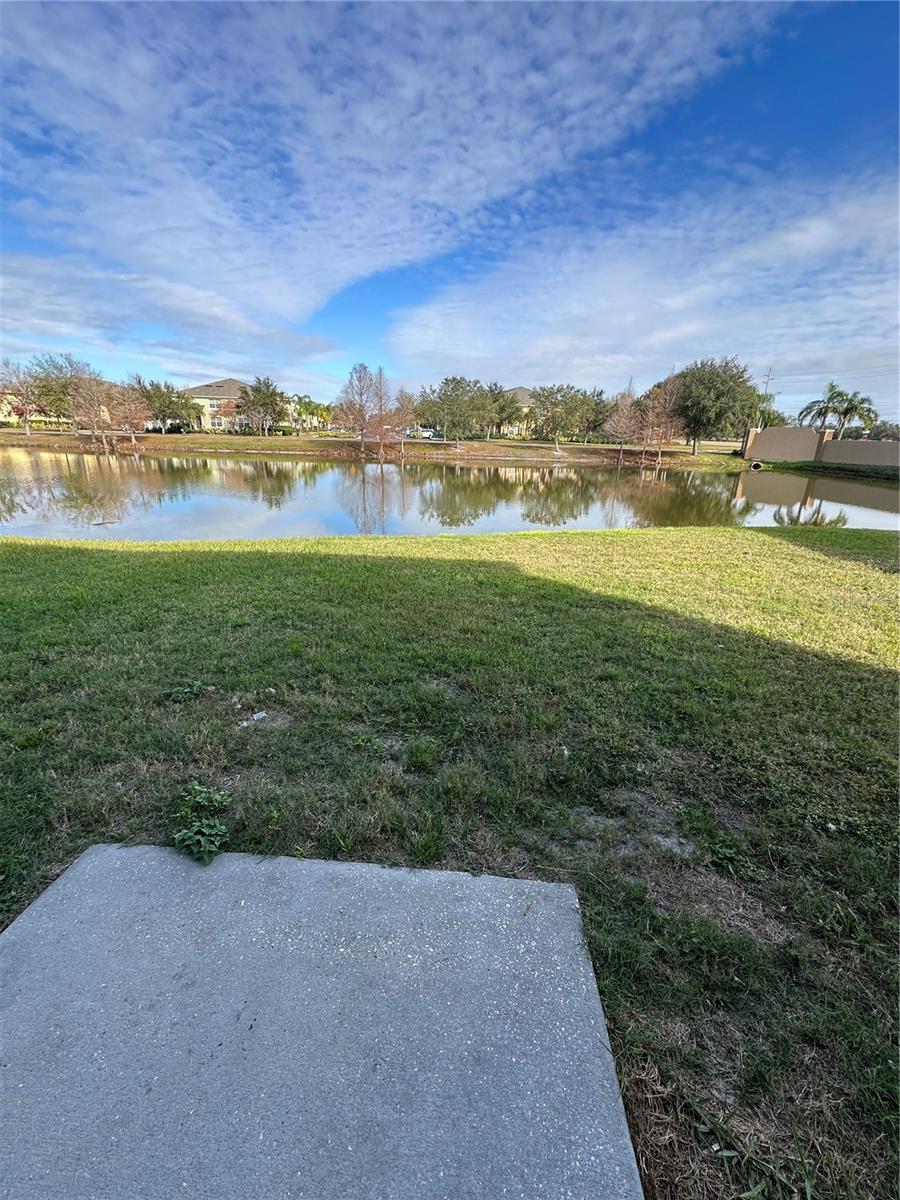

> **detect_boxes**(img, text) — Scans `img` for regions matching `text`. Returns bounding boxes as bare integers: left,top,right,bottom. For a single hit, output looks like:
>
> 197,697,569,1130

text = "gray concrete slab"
1,845,643,1199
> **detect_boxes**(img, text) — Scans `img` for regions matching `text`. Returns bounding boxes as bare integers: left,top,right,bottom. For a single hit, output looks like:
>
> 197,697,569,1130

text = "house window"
211,417,223,429
208,400,221,412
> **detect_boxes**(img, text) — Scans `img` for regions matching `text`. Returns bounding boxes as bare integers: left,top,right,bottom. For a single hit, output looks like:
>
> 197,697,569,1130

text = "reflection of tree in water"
519,468,603,525
334,463,409,534
218,459,298,509
312,461,761,533
0,452,344,527
0,452,141,526
773,501,848,528
625,469,754,528
416,464,517,527
0,450,854,536
144,456,333,510
0,466,30,523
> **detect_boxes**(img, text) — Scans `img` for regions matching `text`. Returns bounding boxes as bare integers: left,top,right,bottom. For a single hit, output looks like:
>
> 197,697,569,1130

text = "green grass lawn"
1,527,897,1199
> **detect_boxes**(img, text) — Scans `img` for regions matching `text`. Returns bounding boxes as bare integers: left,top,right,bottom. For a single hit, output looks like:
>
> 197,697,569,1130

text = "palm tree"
798,382,878,439
830,390,878,439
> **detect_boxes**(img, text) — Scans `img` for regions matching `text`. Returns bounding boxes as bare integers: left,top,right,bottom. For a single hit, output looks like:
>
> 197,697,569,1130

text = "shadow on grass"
753,524,899,570
1,537,897,1199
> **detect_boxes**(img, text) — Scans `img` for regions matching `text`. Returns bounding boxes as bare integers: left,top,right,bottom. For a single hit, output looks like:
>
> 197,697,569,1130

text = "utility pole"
743,367,773,457
761,367,773,409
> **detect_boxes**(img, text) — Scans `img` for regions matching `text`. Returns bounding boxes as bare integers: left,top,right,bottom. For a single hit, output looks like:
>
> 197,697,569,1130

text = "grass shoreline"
6,428,897,483
0,427,746,472
764,458,899,485
2,526,897,1198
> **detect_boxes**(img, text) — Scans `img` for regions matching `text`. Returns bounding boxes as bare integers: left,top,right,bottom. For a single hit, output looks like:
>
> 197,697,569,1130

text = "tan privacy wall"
744,427,821,461
745,427,899,468
819,439,900,469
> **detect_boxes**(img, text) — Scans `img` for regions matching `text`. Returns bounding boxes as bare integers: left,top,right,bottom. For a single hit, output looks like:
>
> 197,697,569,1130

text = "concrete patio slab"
1,845,643,1199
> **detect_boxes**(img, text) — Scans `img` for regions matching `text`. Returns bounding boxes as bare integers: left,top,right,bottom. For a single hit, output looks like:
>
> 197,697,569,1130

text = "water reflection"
0,448,895,539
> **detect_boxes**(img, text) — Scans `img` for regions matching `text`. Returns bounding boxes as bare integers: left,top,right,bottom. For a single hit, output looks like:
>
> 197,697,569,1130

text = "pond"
0,448,896,539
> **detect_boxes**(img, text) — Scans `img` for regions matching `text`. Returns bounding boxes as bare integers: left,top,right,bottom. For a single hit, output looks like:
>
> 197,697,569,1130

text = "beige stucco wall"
819,439,899,469
744,426,821,462
746,427,898,469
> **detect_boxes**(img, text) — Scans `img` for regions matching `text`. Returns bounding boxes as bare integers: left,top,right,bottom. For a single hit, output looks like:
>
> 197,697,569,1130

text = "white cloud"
1,1,783,381
386,172,900,414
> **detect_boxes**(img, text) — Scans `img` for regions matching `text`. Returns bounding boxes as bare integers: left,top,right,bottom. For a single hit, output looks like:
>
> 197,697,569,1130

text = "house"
502,386,534,436
183,378,249,430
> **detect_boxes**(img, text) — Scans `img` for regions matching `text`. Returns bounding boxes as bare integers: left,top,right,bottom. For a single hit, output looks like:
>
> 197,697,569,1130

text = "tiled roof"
505,386,533,407
183,378,248,400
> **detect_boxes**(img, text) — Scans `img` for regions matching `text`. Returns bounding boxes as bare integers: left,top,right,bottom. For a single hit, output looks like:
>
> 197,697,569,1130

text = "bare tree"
393,387,418,458
368,367,396,462
334,363,375,454
637,376,684,468
113,378,152,446
603,385,639,465
70,370,114,450
0,359,41,435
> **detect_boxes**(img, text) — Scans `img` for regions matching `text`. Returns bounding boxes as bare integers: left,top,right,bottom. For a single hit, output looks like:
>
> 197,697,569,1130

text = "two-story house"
503,386,534,436
183,378,249,430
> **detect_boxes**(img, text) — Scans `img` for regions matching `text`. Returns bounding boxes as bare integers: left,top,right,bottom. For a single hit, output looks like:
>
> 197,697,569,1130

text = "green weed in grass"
172,782,230,863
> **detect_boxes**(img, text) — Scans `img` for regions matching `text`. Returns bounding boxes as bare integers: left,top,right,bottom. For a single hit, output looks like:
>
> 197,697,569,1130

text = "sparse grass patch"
1,526,897,1198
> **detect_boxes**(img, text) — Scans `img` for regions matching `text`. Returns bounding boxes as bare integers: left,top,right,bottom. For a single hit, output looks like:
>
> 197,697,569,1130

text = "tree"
675,357,758,453
489,387,523,438
69,369,114,449
369,367,395,461
529,384,591,453
112,378,152,445
290,393,313,432
603,386,639,465
470,381,505,441
218,398,239,432
416,377,482,448
575,388,610,444
28,352,88,428
637,376,684,467
289,393,331,433
296,397,332,432
0,359,43,434
134,377,201,432
799,382,877,440
236,376,288,436
757,407,791,428
392,386,418,457
844,420,898,442
334,362,375,451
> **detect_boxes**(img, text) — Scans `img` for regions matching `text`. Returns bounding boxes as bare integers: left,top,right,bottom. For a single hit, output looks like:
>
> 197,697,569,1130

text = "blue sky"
1,1,897,416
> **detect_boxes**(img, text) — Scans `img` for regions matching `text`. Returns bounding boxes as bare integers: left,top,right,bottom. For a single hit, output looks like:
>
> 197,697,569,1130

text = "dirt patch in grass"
650,867,791,945
546,791,696,862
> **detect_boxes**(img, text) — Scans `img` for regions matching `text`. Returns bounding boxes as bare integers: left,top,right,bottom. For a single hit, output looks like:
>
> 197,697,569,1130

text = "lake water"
1,448,896,539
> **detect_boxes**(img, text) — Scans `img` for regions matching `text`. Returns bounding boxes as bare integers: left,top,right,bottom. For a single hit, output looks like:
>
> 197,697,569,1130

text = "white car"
416,428,436,439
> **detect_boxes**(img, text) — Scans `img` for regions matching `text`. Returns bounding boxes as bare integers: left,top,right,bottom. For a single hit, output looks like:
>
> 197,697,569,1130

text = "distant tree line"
330,355,824,459
0,356,332,443
1,352,888,454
